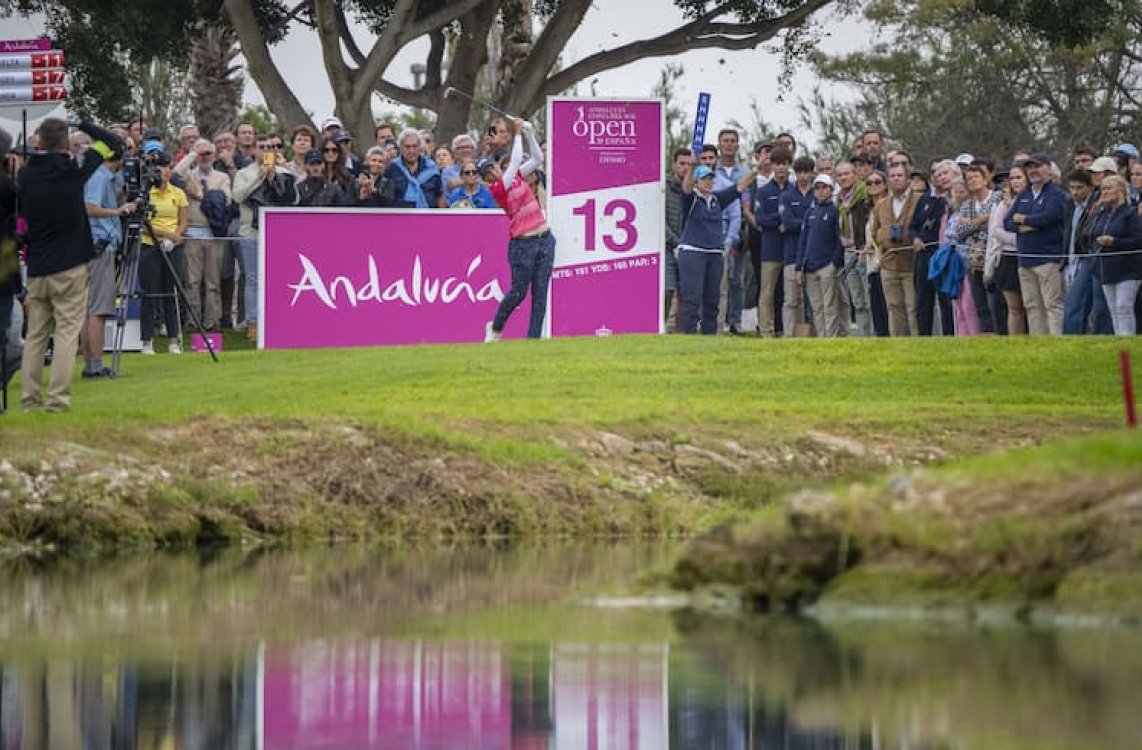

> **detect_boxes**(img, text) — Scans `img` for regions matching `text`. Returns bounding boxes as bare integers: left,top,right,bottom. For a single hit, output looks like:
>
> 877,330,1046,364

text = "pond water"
0,543,1139,749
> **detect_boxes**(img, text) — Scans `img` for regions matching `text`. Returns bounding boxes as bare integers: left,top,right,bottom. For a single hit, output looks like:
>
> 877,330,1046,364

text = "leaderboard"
0,39,68,106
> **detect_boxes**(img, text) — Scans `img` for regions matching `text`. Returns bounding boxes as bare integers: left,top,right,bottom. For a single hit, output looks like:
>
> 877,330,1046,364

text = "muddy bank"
0,416,945,553
668,434,1142,619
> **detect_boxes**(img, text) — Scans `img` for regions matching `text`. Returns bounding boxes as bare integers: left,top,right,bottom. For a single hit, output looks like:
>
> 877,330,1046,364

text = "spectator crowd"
3,112,1141,412
665,129,1142,338
0,109,552,408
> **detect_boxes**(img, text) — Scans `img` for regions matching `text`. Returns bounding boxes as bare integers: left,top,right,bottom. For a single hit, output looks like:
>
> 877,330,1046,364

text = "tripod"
110,200,219,375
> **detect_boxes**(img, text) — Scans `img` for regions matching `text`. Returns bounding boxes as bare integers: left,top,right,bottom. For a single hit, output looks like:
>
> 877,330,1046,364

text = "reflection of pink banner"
261,210,527,348
264,640,511,749
553,643,668,749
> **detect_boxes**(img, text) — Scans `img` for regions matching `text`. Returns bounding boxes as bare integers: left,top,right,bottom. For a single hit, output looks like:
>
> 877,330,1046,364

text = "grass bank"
669,430,1142,620
0,335,1139,562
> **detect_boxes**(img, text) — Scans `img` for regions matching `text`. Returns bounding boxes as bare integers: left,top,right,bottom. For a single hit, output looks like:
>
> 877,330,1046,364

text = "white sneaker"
169,342,182,355
484,321,501,343
140,342,155,355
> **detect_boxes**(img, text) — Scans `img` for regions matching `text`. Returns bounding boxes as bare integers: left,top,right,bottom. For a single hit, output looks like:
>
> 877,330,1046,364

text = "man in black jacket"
0,127,19,398
19,118,121,411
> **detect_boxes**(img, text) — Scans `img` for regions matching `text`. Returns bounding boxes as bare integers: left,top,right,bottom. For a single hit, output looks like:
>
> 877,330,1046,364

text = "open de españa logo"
571,105,637,149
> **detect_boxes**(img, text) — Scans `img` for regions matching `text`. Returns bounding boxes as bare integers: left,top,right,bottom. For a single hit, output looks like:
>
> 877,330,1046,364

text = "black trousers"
914,249,954,336
139,244,183,341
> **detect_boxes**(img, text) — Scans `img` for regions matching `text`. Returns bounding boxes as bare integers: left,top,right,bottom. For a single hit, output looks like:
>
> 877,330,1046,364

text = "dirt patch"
0,416,966,553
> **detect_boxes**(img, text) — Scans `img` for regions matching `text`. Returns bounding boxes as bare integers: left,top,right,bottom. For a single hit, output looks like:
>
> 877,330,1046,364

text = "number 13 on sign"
571,198,639,252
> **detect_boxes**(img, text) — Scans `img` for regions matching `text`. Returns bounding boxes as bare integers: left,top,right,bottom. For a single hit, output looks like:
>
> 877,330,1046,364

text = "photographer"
138,150,188,355
232,133,298,342
18,118,121,411
82,147,135,377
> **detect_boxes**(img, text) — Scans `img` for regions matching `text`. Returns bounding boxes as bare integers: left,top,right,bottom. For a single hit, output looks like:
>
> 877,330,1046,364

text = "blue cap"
694,165,714,180
476,156,497,175
1113,143,1140,159
141,140,165,156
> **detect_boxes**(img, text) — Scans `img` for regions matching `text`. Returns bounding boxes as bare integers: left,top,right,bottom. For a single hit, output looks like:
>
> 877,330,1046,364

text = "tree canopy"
803,0,1142,164
16,0,842,144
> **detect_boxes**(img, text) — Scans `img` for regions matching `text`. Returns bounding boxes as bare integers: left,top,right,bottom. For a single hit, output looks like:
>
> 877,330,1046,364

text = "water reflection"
0,547,1139,749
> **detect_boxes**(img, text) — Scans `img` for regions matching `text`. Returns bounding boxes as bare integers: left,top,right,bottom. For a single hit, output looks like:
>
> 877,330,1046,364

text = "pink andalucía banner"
259,209,528,348
547,98,664,337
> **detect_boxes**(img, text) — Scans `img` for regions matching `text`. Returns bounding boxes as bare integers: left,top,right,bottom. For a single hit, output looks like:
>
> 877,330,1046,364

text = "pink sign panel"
548,100,662,196
0,39,53,54
549,257,662,337
547,98,664,337
261,209,528,348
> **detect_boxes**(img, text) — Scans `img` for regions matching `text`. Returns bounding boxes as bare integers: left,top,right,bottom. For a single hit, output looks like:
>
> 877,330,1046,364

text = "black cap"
1022,151,1052,166
142,128,163,142
753,141,773,154
331,128,352,143
476,156,497,175
304,149,323,164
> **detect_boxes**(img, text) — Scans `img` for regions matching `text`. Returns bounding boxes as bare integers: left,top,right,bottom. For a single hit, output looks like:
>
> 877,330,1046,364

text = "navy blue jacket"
909,192,946,251
797,198,844,273
755,178,792,263
679,186,743,250
1004,181,1068,267
779,185,813,266
1091,203,1142,284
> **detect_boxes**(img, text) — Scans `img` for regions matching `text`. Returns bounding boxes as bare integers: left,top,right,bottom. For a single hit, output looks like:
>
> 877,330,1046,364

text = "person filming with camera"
82,147,136,377
138,145,188,356
19,118,123,412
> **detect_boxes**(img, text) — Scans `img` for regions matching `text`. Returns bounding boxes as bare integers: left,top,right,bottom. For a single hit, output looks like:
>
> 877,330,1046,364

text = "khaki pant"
881,267,918,336
758,260,783,337
804,265,840,338
185,236,223,328
1019,263,1064,335
21,264,88,411
782,263,804,336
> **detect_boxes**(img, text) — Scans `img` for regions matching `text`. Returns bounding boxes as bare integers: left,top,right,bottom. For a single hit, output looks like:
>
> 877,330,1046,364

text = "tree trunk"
224,0,312,131
434,2,499,141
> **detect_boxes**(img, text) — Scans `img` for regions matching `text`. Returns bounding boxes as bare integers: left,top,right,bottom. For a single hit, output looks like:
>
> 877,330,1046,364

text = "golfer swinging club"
481,117,553,341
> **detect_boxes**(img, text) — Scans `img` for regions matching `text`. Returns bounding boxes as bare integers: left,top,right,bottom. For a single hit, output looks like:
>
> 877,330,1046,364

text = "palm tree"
189,19,244,138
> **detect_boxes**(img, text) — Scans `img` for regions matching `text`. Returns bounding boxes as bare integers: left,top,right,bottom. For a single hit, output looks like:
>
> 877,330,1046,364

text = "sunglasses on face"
461,169,479,175
265,143,283,150
323,147,340,153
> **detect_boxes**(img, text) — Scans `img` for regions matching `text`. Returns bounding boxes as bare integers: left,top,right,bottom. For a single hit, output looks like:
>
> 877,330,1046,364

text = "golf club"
443,86,516,121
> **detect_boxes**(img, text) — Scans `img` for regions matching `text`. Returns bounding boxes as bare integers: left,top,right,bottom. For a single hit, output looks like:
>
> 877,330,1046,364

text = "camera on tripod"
122,152,162,204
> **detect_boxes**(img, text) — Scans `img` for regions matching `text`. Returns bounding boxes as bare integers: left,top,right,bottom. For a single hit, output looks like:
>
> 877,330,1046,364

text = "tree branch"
312,0,355,107
504,0,592,112
397,0,488,45
333,0,366,66
352,0,486,107
426,28,445,91
375,78,434,110
541,0,834,102
223,0,312,128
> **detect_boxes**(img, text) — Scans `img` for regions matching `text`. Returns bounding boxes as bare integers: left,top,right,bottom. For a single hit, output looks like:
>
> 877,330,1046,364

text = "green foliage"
805,0,1142,163
975,0,1118,48
236,104,281,136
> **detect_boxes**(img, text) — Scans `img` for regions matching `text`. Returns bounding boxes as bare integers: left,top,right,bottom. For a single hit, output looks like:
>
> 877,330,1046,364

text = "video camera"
122,151,162,203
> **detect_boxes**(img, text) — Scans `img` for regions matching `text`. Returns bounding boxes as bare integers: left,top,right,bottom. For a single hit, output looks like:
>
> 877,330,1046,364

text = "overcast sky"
0,3,871,151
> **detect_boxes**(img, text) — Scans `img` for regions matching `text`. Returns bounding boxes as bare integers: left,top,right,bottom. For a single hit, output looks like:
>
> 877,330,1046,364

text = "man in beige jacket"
174,138,231,330
870,163,919,336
